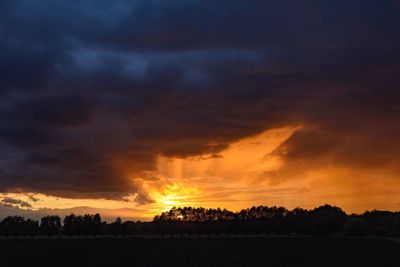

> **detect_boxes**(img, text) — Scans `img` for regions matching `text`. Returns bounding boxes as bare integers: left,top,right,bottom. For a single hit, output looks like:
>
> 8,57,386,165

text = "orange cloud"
1,125,400,220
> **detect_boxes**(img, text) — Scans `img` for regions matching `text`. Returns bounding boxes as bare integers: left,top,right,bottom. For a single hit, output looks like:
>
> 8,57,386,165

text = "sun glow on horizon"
0,127,300,220
2,125,400,220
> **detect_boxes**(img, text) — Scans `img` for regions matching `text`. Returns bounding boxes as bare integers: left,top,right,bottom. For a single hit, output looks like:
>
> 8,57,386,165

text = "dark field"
0,237,399,267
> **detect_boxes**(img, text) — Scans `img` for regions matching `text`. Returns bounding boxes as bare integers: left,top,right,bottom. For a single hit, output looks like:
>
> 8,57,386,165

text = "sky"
0,0,399,221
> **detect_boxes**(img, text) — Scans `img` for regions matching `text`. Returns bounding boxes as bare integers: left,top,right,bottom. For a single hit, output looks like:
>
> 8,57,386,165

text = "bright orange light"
4,126,400,221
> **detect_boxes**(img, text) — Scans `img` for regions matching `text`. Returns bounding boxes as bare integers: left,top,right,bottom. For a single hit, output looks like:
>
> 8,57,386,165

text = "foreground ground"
0,236,398,267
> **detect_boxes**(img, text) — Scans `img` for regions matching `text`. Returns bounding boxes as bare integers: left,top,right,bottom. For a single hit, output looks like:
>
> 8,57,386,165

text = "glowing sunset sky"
0,1,399,221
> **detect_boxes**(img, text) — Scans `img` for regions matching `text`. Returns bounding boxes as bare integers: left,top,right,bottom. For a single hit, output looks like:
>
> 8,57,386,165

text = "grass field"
0,236,398,267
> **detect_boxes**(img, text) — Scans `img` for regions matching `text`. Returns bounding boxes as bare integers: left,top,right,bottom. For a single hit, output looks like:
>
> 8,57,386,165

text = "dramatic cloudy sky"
0,0,399,220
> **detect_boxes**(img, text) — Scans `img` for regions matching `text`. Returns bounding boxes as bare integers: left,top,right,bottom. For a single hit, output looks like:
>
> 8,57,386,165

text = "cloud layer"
0,1,399,202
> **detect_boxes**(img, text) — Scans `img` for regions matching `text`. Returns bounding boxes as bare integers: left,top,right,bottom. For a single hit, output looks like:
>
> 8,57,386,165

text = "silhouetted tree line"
0,205,399,237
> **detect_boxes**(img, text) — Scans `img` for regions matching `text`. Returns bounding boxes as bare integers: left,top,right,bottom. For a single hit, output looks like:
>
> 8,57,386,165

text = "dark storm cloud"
0,0,399,199
1,197,32,208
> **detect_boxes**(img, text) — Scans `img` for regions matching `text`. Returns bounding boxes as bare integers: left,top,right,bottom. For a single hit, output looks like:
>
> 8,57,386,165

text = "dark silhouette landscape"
1,205,400,238
0,205,399,266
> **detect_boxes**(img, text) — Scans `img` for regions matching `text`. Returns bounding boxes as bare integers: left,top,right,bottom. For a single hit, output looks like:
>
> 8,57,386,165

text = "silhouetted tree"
343,215,369,236
362,210,395,236
40,216,61,237
307,205,346,235
1,216,26,237
63,214,78,237
91,213,102,236
111,217,123,236
391,213,400,236
62,213,104,237
288,208,307,235
24,219,39,237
